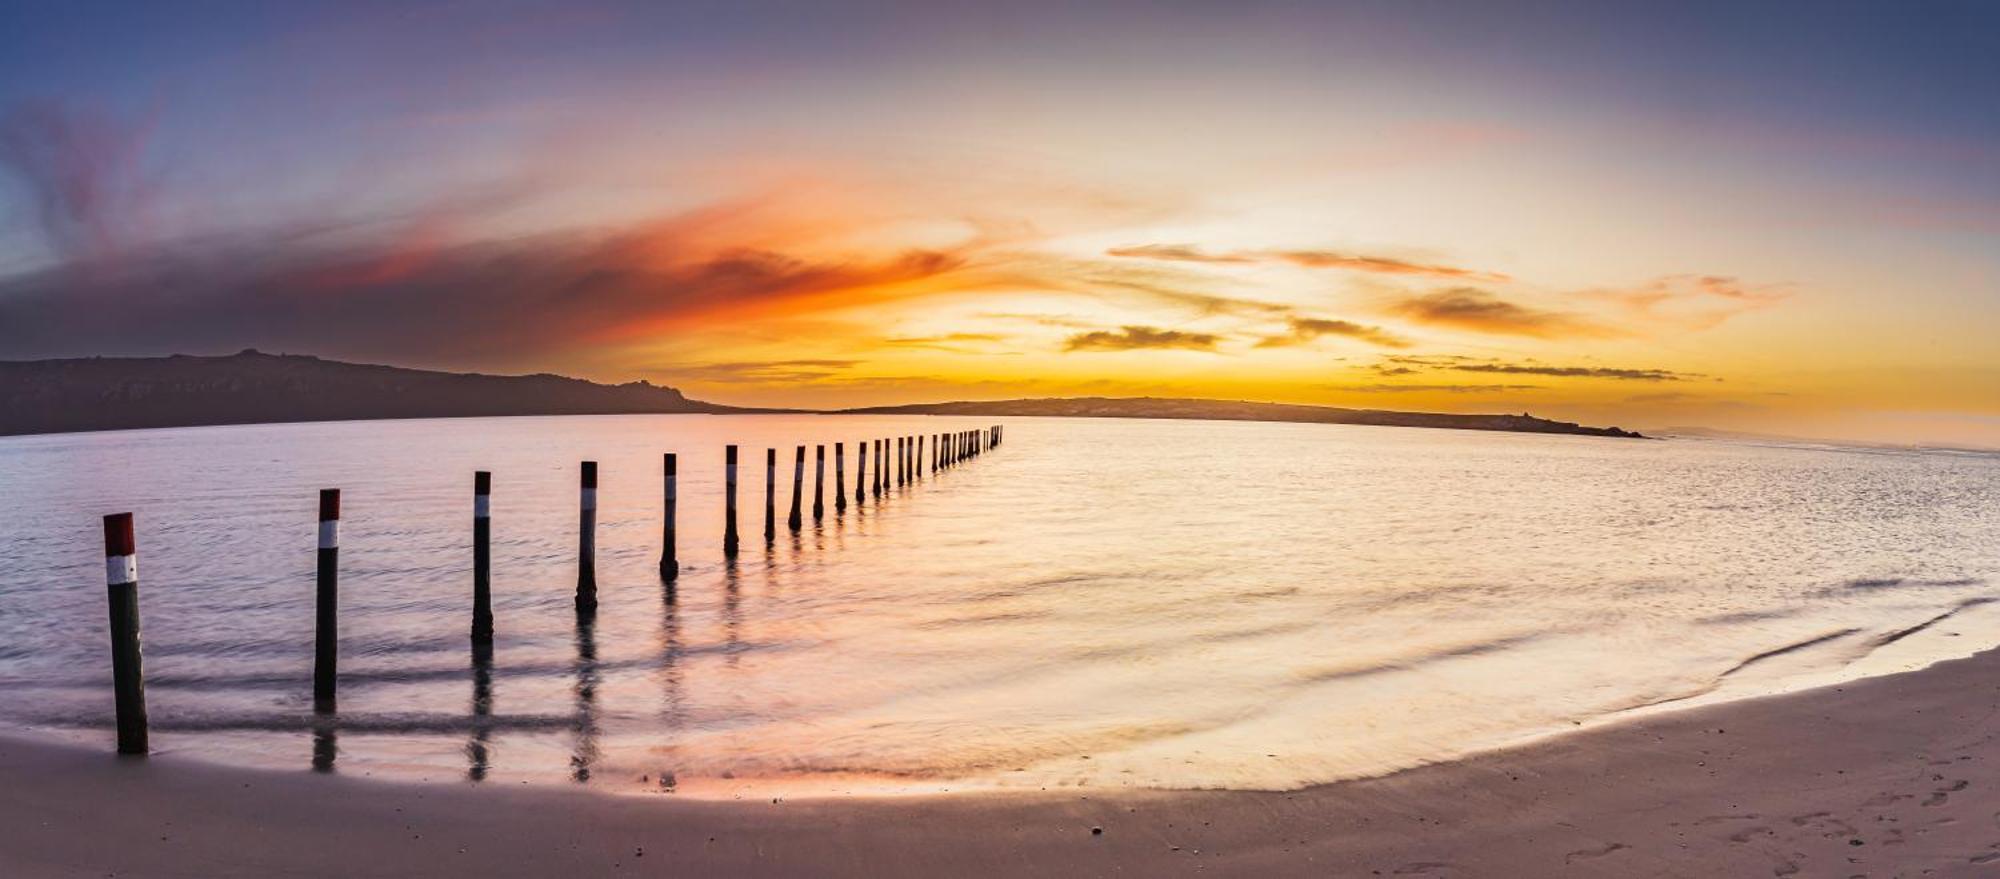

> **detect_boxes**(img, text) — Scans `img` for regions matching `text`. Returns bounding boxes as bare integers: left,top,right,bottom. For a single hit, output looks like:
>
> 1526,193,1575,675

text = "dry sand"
7,648,2000,877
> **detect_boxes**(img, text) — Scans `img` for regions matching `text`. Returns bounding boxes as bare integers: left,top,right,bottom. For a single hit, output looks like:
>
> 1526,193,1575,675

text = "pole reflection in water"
310,716,337,773
570,614,600,783
722,560,743,669
466,639,495,781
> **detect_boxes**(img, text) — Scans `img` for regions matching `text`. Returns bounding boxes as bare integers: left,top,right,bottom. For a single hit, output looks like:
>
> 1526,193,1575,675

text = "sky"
1,1,1996,446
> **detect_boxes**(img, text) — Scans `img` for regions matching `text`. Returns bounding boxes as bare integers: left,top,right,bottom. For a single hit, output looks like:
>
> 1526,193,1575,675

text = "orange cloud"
1063,325,1221,352
1388,287,1608,339
1255,316,1411,349
1108,243,1507,281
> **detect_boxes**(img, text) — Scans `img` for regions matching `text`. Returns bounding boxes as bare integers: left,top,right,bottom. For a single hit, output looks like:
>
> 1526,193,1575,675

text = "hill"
0,350,742,436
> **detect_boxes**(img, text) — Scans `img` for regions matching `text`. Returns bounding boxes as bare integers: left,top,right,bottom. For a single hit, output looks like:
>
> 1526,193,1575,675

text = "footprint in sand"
1562,842,1629,864
1790,812,1857,837
1729,827,1774,844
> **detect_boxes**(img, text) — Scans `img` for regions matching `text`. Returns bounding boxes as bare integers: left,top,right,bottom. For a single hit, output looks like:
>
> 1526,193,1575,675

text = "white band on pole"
318,521,339,550
105,555,137,586
474,495,491,519
581,487,597,511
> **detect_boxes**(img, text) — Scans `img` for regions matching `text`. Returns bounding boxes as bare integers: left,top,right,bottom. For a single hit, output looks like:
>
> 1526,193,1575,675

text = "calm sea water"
1,415,1996,796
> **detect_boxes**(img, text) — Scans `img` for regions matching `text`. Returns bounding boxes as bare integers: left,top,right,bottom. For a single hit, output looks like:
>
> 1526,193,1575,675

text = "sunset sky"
1,1,1995,445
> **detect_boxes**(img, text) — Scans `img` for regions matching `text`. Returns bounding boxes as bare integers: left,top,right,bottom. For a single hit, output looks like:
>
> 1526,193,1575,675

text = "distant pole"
897,437,906,487
576,462,598,613
931,434,939,472
724,446,740,556
101,512,147,755
660,454,678,581
916,435,925,479
834,443,847,512
873,439,884,498
788,445,805,531
472,471,493,643
854,439,868,506
314,489,340,712
765,448,777,545
813,444,826,520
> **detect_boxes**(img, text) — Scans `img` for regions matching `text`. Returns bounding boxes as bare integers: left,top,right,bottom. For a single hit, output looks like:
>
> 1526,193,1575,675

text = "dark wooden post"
660,454,678,581
576,462,598,613
854,439,868,506
472,471,493,643
834,443,847,512
102,513,147,755
764,448,778,545
724,445,740,557
788,445,805,531
873,439,884,498
813,444,826,520
314,489,340,712
896,437,906,487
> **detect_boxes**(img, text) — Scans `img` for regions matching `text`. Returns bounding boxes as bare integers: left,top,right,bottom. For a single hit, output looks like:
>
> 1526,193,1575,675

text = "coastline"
9,645,2000,876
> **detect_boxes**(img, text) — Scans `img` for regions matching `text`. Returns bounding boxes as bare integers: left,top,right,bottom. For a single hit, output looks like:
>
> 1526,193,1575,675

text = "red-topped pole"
102,512,147,754
472,471,493,642
314,489,340,712
575,462,598,613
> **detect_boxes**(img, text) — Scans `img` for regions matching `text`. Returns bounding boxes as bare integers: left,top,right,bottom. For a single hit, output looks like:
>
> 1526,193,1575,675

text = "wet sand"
7,649,2000,877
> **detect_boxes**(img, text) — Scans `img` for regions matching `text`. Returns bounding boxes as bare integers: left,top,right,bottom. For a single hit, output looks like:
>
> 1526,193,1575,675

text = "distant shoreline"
2,351,1642,440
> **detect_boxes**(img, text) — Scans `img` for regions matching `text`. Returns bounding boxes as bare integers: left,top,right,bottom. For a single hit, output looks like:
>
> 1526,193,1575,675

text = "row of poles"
98,424,1004,755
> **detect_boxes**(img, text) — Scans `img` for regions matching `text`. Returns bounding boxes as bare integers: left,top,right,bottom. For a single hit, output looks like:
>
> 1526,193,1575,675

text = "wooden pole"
472,471,493,643
660,454,678,581
724,445,740,557
897,437,906,487
576,462,598,613
314,489,340,712
765,448,777,545
834,443,847,512
788,445,805,531
854,439,867,506
101,512,147,755
813,444,826,520
873,439,884,498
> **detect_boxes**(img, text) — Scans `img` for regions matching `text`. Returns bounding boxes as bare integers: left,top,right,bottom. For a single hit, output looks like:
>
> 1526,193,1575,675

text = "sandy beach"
5,647,1998,877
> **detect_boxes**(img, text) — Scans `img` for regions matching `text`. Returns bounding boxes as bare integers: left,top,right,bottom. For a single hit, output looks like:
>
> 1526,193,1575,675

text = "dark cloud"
1062,325,1221,352
1388,287,1606,338
0,209,968,367
1108,243,1506,281
1256,316,1411,349
0,101,156,261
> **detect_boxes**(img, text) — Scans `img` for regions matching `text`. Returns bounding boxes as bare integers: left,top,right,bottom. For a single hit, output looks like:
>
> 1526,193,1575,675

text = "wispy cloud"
1341,383,1544,393
1585,273,1793,330
1371,355,1703,382
1448,363,1694,381
0,100,158,262
666,359,862,383
1063,325,1221,352
1108,243,1507,282
1387,287,1608,339
1255,316,1411,349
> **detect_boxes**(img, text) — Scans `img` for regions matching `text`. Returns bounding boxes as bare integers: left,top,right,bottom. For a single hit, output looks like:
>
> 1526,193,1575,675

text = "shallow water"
0,415,1996,796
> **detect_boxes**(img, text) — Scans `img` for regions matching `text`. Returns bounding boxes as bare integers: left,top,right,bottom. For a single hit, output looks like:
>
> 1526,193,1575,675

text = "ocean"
0,414,1995,796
